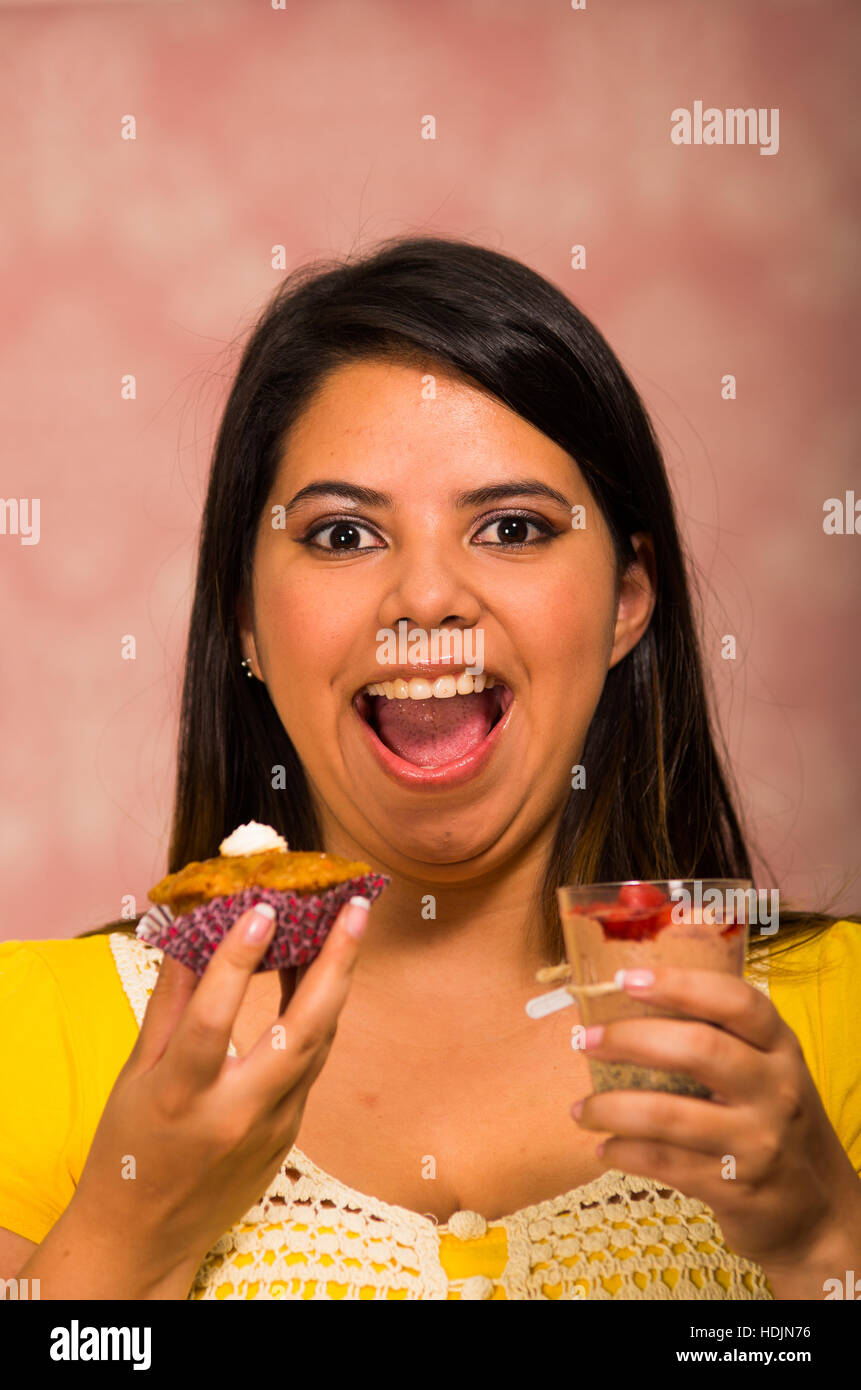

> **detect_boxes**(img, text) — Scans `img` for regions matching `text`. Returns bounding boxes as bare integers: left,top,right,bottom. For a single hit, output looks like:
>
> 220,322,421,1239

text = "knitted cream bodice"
108,933,773,1301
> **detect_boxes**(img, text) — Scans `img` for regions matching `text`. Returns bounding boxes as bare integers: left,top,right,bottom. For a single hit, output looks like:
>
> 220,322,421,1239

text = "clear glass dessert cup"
556,879,753,1098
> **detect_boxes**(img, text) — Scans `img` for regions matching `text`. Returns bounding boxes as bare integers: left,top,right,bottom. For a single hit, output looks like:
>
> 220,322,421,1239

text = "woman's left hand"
571,965,861,1290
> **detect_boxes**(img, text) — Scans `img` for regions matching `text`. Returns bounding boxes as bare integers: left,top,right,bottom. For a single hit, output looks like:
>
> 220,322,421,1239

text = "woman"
2,236,859,1300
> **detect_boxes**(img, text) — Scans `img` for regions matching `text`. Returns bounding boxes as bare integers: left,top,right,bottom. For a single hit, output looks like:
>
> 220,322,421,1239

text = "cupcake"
135,821,389,976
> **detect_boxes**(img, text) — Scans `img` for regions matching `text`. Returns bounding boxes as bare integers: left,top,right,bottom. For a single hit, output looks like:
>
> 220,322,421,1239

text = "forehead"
273,356,578,487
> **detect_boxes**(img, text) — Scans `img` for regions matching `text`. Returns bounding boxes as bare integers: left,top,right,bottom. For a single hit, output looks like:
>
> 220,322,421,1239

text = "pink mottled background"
1,0,859,939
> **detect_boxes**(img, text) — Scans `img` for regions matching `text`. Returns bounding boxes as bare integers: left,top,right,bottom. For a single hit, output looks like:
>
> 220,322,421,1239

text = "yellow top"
0,921,859,1300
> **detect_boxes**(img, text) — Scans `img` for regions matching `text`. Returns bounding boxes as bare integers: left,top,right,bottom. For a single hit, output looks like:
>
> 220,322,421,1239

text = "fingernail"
583,1025,604,1049
615,968,654,990
244,901,276,942
344,896,371,939
570,1100,584,1120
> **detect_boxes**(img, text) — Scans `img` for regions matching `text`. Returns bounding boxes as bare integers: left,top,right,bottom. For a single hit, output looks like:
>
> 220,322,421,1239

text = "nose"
376,537,483,637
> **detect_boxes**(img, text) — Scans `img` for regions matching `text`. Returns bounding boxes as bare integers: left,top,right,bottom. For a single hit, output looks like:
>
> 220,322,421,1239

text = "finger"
267,1021,334,1139
614,965,784,1050
258,1043,333,1170
585,1015,771,1102
131,950,199,1071
163,902,278,1090
576,1088,737,1160
594,1137,722,1198
241,896,371,1109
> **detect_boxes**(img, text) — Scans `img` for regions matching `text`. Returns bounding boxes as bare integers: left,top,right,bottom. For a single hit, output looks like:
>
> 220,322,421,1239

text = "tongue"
374,689,498,767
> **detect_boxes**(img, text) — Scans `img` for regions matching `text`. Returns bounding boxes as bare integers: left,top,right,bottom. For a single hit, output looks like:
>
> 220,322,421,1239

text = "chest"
276,995,611,1225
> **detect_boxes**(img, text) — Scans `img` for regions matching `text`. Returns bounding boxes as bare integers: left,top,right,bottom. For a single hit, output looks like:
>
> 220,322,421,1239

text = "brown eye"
473,513,556,547
302,520,384,552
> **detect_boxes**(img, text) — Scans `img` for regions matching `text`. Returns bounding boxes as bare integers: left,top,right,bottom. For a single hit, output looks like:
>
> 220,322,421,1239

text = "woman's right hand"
69,896,371,1297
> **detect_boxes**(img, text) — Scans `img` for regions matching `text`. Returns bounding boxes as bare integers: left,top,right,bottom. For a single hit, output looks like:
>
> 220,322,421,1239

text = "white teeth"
362,673,502,700
432,676,457,698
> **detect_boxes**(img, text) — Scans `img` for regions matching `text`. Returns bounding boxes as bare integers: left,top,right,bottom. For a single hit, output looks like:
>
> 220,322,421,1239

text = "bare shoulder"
0,1227,37,1281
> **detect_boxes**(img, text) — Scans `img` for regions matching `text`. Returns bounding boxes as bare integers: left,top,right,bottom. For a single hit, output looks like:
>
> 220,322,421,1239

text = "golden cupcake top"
149,822,373,915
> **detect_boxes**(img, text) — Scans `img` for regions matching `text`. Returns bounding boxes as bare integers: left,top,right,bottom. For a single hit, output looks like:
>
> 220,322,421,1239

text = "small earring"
241,657,254,679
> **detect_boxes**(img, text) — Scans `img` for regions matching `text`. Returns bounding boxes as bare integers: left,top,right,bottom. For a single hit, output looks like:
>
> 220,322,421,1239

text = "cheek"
520,565,617,723
253,567,358,734
516,557,617,663
256,562,349,661
553,589,616,663
253,574,319,703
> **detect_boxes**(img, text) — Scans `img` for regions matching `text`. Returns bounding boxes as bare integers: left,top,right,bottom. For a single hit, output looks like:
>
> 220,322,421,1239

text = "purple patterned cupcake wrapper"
135,873,389,977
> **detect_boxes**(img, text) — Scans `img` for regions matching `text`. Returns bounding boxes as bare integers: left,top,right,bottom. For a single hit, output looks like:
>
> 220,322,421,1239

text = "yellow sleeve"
0,935,138,1244
769,918,861,1178
0,940,82,1242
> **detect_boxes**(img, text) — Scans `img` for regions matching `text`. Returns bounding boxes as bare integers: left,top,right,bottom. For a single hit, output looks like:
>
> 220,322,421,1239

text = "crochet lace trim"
107,932,772,1301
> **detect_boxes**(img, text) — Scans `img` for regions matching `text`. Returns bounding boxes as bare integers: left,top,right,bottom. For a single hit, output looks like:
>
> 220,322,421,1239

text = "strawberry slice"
599,905,650,940
572,889,680,941
653,903,677,929
598,887,675,941
618,883,667,911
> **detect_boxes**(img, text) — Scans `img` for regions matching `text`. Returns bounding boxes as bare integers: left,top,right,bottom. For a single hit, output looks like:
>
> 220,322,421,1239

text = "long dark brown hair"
84,235,857,973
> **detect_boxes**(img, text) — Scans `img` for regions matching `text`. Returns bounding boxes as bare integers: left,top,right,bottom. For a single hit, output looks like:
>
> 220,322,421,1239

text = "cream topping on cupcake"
219,822,289,856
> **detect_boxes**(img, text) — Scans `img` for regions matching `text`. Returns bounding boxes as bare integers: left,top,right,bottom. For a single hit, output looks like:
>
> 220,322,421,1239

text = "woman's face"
240,357,655,877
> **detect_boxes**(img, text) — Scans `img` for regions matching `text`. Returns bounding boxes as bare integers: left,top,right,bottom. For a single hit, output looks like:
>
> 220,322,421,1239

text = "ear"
608,533,657,668
237,591,263,681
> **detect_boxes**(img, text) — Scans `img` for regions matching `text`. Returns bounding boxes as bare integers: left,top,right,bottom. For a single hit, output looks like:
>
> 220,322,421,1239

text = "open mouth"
352,680,514,769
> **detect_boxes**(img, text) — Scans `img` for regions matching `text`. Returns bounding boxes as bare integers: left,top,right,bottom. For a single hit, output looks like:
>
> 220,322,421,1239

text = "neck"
317,813,560,1007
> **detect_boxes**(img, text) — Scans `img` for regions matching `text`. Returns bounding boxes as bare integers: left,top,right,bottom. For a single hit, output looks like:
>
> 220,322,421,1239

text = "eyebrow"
278,478,574,517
